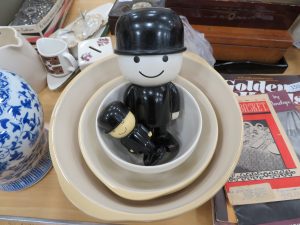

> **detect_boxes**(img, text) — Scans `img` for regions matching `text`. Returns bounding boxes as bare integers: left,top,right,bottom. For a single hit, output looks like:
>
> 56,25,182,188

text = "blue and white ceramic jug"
0,70,51,191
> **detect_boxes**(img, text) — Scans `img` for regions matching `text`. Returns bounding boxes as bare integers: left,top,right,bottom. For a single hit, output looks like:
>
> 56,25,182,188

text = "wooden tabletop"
1,0,300,224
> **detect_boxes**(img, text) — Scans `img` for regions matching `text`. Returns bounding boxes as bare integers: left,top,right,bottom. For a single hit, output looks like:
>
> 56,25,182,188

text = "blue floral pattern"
0,70,45,185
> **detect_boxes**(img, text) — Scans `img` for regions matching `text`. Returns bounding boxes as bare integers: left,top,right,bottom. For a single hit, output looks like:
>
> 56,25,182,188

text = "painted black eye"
134,56,140,63
162,55,168,62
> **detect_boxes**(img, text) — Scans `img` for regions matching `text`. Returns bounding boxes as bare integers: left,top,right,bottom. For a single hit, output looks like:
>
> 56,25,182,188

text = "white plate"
78,76,216,200
49,52,243,222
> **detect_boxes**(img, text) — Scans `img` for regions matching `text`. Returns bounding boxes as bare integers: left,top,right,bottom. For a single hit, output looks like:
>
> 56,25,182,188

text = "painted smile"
118,127,127,135
139,70,164,78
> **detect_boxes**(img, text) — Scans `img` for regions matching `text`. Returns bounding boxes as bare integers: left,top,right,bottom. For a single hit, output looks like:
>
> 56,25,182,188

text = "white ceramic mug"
36,38,78,77
0,26,47,93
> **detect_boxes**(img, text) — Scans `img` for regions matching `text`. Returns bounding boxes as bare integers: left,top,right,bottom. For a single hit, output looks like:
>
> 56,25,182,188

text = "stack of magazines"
213,74,300,225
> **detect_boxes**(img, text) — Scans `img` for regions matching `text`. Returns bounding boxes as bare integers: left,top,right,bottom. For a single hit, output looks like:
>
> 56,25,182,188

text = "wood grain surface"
192,24,293,63
1,0,300,224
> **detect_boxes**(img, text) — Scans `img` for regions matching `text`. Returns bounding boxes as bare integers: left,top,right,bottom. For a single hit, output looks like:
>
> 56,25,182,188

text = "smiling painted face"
117,53,183,86
109,111,136,138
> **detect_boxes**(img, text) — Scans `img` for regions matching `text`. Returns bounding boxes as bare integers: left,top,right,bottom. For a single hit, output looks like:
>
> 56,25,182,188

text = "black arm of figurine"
169,82,180,119
137,124,152,137
124,85,135,113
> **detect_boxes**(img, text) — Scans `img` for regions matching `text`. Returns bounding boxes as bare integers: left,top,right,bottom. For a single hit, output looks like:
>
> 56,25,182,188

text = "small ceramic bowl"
95,81,202,174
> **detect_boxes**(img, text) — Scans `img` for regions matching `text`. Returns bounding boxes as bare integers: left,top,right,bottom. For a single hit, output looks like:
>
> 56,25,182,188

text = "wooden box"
192,25,293,63
165,0,300,30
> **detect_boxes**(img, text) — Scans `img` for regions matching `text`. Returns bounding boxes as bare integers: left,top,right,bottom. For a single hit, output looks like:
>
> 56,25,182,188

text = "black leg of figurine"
143,146,166,166
152,127,179,164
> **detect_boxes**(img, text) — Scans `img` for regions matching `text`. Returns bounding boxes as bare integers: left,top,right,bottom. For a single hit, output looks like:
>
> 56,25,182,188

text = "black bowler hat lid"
114,7,186,55
98,101,130,133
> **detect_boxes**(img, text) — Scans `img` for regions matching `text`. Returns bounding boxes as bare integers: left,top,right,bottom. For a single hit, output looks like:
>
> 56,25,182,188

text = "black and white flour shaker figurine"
97,101,166,166
114,8,186,162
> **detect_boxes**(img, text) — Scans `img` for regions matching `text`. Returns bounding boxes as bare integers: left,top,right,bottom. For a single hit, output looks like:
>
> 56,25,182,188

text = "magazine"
214,91,300,225
225,94,300,205
213,187,300,225
220,74,300,111
234,199,300,225
212,188,237,225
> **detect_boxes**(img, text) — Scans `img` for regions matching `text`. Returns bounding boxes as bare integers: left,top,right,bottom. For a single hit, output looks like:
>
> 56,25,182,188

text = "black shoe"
153,132,179,164
144,146,166,166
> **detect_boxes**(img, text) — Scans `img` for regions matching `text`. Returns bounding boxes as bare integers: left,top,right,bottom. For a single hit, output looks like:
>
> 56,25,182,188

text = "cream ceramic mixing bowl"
78,76,217,201
95,80,202,174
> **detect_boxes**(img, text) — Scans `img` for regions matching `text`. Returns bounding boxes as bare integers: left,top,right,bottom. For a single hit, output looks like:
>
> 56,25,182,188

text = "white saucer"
46,70,78,91
49,52,243,222
78,76,217,201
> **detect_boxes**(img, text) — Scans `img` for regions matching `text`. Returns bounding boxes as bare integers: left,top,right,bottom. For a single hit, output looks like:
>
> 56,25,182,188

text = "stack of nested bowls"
49,51,243,222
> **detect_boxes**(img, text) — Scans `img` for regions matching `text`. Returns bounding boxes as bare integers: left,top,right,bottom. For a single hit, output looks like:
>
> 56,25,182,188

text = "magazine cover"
225,94,300,205
220,74,300,111
268,91,300,161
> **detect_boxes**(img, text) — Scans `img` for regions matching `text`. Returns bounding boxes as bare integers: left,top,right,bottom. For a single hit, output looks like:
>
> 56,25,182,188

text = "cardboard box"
11,0,73,43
